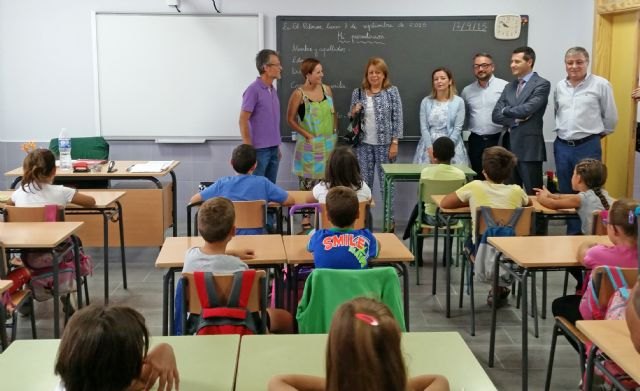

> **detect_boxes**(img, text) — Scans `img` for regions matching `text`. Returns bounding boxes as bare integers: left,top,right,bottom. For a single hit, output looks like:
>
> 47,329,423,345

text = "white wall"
0,0,594,142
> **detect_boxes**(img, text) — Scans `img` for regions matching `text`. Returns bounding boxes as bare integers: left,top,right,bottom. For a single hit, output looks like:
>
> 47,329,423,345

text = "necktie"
516,79,525,97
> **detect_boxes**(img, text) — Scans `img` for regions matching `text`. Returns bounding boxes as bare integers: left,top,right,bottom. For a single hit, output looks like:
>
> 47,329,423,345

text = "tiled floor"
12,221,583,391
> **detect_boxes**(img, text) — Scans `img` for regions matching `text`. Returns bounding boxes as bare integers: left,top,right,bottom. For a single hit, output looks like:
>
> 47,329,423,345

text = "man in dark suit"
492,46,550,194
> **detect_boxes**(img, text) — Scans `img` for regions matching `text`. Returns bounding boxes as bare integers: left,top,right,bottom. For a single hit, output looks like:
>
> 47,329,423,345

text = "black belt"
556,134,600,147
470,132,501,141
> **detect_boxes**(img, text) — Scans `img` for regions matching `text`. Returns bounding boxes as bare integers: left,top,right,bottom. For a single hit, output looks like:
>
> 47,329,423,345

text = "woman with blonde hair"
349,57,403,230
413,67,469,166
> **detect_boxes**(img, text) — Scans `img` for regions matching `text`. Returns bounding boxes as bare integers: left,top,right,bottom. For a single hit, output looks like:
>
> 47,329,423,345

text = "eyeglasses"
473,63,493,69
266,63,282,68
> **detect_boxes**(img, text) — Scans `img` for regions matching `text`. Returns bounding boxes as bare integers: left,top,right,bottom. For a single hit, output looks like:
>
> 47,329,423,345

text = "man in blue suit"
492,46,550,194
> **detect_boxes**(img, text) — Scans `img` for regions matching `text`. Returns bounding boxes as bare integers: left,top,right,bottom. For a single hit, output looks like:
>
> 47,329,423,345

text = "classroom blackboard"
276,15,528,141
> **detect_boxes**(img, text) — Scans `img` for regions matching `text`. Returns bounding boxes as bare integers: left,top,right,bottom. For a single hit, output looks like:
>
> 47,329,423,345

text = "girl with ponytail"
9,148,95,207
534,158,612,235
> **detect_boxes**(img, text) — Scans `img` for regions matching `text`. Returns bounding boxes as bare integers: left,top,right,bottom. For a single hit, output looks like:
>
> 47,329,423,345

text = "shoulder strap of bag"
505,208,524,228
194,271,221,309
479,206,497,228
604,266,628,291
228,269,256,308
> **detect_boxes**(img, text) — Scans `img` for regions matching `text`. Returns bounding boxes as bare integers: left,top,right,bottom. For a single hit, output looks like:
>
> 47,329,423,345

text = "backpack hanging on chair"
192,270,261,336
473,207,524,283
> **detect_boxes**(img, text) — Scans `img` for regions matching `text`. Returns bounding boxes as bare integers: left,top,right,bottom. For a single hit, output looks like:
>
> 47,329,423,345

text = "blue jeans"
253,146,280,228
553,135,601,235
254,146,280,184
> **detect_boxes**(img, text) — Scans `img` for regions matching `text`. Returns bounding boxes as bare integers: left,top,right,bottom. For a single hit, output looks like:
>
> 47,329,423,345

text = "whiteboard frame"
91,12,264,141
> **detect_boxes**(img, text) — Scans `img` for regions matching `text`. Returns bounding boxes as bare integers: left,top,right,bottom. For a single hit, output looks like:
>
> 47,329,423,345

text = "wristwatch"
391,139,399,145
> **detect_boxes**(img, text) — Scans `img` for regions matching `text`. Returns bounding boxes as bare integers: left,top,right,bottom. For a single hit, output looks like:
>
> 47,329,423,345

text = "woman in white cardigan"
413,67,469,166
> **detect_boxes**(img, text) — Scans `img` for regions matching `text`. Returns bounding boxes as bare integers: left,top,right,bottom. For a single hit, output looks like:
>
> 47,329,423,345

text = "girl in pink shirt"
552,199,639,326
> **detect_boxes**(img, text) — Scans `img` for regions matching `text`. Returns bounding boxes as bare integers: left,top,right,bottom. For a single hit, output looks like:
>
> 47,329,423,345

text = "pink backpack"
579,266,628,320
19,205,93,301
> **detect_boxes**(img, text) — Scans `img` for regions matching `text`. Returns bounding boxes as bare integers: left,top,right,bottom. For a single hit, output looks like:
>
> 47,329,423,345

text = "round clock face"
494,15,522,40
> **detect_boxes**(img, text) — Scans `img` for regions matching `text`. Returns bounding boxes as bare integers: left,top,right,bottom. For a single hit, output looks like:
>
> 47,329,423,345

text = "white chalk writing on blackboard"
337,32,385,45
303,23,323,30
362,21,394,31
452,21,488,32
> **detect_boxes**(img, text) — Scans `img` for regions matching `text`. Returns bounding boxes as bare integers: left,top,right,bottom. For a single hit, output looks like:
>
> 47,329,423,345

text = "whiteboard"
93,13,263,140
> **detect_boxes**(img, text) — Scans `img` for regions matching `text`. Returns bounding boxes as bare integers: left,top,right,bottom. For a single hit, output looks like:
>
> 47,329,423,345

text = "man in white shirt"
461,53,508,179
554,46,618,234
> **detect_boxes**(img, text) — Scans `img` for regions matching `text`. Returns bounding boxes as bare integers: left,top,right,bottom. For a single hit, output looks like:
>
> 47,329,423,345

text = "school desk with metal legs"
155,235,287,336
0,190,127,304
579,320,640,390
487,235,611,391
0,335,240,390
0,222,83,338
380,163,475,233
187,191,315,237
6,160,179,239
282,233,413,330
235,332,496,391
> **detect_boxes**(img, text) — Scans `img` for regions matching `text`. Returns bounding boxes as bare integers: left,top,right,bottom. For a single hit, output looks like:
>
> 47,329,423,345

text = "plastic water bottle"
58,128,72,171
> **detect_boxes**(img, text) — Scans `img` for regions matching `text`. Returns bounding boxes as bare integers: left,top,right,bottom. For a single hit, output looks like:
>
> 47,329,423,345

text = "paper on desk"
127,161,174,173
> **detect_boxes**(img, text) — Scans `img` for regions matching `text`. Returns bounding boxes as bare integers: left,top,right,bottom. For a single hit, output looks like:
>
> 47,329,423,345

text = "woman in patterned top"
349,57,403,230
413,67,469,166
287,58,337,231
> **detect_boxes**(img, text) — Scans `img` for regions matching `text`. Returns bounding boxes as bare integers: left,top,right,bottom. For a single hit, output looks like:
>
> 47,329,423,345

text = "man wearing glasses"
239,49,284,185
554,47,617,235
460,53,508,179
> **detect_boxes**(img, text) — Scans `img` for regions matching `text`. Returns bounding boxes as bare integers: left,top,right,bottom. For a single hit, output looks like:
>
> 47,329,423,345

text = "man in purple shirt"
239,49,282,184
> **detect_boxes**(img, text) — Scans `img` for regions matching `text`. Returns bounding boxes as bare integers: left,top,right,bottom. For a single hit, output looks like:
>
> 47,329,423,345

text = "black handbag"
341,89,364,147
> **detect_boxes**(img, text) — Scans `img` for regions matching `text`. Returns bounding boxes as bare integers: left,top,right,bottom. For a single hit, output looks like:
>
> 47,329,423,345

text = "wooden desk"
235,332,496,391
0,335,240,390
0,280,13,348
0,222,83,337
487,235,611,391
578,320,640,388
155,235,287,335
380,163,476,232
6,160,179,242
0,190,127,304
282,233,413,330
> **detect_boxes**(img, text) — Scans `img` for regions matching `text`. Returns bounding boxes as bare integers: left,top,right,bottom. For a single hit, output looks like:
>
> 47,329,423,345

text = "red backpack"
193,270,261,336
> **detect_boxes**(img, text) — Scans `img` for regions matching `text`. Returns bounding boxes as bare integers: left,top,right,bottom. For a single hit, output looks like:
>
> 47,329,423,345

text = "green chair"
49,137,110,188
296,267,405,333
410,178,467,286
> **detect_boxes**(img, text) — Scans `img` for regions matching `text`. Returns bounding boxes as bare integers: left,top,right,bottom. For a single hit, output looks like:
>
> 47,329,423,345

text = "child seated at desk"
8,148,95,207
308,186,378,269
403,136,465,239
182,197,293,333
268,297,449,391
440,146,530,307
55,304,179,391
552,199,638,326
189,144,294,234
534,159,613,292
311,146,372,203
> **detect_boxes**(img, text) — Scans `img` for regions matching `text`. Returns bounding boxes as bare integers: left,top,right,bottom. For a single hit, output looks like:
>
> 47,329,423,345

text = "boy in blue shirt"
308,186,379,269
190,144,294,234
